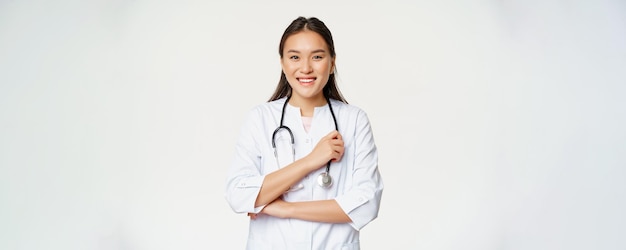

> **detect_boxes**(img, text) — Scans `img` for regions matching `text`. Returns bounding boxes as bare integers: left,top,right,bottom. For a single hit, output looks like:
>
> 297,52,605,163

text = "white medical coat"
224,97,384,250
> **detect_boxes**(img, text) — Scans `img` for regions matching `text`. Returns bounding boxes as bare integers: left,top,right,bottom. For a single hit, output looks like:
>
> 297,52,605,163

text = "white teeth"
299,79,314,83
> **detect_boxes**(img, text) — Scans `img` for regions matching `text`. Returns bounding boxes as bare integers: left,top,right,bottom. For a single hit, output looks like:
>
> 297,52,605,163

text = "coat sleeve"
224,108,267,214
334,109,384,231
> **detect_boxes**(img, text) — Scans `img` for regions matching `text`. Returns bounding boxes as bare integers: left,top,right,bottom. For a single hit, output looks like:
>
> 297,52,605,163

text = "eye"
289,55,299,60
313,55,324,60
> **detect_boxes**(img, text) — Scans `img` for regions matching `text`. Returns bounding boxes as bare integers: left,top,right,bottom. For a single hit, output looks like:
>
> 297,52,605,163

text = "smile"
298,78,316,84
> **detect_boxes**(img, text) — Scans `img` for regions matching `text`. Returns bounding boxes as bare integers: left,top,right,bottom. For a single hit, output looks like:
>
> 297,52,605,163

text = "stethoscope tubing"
271,95,338,188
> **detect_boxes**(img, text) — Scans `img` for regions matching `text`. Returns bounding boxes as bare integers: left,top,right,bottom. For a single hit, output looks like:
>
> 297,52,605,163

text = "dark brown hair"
268,16,347,103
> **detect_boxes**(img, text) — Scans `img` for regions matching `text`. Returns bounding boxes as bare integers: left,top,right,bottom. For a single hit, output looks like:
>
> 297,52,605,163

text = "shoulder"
329,99,376,133
238,98,287,128
330,99,369,118
246,98,286,116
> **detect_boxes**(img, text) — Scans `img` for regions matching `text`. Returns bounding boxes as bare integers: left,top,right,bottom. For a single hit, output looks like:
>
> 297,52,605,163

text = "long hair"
268,16,347,103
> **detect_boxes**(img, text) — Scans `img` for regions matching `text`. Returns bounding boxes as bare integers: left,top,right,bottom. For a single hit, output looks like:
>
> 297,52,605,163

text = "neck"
288,95,327,117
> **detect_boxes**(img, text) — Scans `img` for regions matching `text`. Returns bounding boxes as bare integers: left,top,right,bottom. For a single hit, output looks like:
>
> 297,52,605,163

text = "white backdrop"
1,0,625,249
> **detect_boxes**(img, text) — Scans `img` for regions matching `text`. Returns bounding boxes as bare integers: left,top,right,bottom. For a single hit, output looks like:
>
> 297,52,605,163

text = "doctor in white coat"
224,16,384,250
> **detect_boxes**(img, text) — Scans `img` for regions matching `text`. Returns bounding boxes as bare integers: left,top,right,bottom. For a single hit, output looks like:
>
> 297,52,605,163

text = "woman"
224,16,384,250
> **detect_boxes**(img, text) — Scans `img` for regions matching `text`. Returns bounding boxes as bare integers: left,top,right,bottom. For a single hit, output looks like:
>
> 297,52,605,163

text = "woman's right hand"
303,130,344,171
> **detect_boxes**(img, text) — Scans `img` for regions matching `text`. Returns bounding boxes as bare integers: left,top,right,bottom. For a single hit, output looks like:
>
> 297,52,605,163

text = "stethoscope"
271,95,338,188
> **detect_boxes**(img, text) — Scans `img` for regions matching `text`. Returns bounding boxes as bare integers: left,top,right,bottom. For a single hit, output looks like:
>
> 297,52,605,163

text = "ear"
330,57,336,74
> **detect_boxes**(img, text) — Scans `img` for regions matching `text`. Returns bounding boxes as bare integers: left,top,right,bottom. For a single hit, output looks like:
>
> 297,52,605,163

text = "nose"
300,59,313,74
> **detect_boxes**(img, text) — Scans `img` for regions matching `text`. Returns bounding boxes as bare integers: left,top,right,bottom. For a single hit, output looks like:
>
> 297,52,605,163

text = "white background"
1,0,625,249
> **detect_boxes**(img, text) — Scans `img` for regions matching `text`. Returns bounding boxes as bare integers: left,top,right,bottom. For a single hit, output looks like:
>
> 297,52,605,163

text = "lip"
297,77,316,86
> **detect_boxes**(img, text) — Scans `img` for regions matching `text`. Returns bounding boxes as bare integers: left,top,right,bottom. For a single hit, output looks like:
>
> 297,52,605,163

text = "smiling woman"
280,30,335,113
223,16,384,250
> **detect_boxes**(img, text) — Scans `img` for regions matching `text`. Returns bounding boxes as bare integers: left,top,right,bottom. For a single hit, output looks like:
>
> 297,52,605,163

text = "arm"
225,107,344,214
254,158,313,207
257,198,351,223
333,110,384,230
255,130,345,207
254,109,383,229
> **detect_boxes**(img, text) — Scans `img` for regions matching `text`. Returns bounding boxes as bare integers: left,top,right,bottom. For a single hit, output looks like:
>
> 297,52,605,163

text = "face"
281,30,335,106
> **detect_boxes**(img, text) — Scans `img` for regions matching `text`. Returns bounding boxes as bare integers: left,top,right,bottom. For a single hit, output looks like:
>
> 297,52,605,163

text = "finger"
337,147,345,159
248,213,257,220
327,130,339,139
335,138,344,146
331,147,344,161
331,138,344,147
332,134,343,143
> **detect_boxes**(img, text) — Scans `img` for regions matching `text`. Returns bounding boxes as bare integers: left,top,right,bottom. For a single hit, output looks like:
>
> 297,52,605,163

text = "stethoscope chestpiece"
317,172,333,188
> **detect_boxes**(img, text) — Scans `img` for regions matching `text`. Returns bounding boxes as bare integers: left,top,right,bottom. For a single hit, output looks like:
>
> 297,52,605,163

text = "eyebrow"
286,49,327,54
